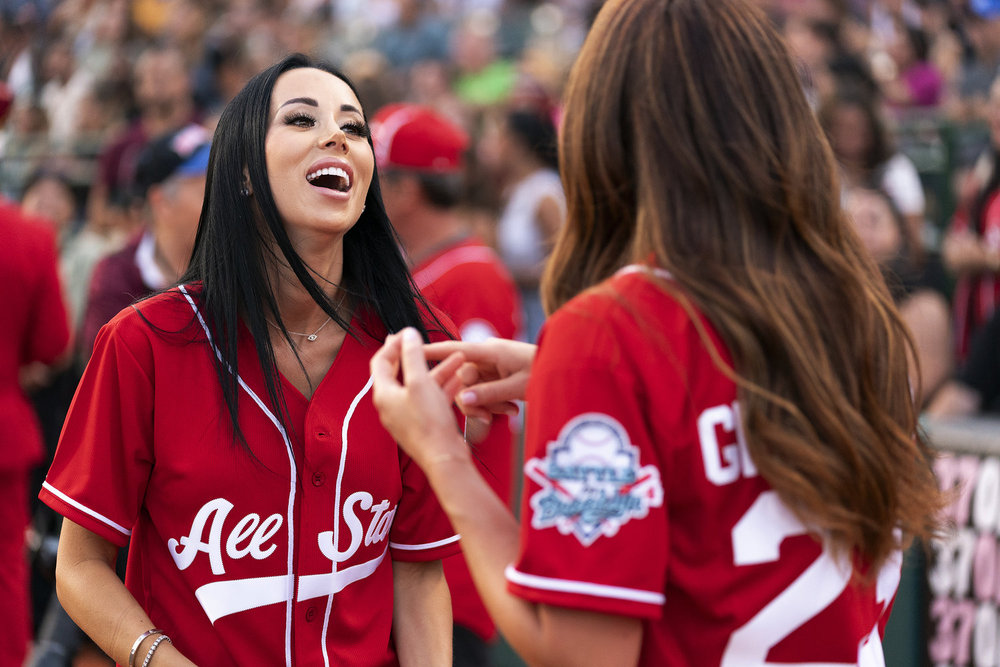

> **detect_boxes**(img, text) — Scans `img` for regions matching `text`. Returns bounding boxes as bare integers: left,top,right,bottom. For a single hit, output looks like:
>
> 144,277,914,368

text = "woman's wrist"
129,629,164,667
421,434,474,478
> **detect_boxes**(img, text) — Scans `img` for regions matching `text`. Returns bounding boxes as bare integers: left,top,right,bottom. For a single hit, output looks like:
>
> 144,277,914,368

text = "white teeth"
306,166,350,187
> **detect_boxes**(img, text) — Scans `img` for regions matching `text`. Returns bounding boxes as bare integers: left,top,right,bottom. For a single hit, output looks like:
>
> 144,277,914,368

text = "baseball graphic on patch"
525,413,664,546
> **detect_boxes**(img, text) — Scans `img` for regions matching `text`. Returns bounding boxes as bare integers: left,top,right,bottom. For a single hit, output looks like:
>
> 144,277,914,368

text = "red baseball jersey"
412,236,522,641
507,265,901,666
40,287,460,666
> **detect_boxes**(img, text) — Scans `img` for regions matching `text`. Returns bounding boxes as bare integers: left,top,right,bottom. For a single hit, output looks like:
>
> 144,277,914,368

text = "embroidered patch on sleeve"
524,413,664,547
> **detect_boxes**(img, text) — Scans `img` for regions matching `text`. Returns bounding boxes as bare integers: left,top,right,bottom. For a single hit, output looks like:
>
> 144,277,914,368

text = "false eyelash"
342,121,370,138
283,111,316,127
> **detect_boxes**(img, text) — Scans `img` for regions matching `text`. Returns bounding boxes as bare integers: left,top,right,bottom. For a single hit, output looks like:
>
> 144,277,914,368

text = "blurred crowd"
3,0,1000,662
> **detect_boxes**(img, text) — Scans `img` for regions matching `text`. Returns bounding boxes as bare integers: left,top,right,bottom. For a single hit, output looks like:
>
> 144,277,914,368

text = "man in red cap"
372,104,522,666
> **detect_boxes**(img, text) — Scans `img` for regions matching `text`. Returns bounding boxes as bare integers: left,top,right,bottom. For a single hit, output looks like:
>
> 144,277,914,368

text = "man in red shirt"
373,104,522,665
0,198,70,666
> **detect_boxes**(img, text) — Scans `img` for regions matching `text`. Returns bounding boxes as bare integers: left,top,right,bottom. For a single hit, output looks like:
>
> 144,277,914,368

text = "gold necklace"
267,316,332,342
266,292,346,342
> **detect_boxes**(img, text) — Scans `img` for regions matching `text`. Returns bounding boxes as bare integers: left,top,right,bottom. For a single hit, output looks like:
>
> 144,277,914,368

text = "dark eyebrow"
277,97,318,110
276,98,363,116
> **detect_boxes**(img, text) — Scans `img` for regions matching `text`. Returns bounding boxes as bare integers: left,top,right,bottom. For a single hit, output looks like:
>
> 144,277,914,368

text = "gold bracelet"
128,629,163,667
141,634,171,667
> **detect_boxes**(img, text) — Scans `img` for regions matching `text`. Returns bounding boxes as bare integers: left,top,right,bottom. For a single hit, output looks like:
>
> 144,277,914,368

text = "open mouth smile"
306,162,353,193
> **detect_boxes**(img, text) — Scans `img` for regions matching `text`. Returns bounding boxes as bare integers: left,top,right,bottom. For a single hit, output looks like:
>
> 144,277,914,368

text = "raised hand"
371,328,470,468
423,339,536,421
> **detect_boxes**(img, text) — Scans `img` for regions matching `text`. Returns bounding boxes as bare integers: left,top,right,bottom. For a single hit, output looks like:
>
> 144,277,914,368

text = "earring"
240,187,250,197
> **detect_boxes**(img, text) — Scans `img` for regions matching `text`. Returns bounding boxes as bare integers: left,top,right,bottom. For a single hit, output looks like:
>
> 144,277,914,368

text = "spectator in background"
948,1,1000,122
818,90,928,250
191,29,256,117
783,14,878,107
880,19,944,109
20,166,79,243
0,99,52,199
0,197,71,667
372,0,450,71
38,36,95,150
452,15,518,110
943,73,1000,361
80,123,209,357
482,107,565,342
846,186,952,407
21,166,126,334
927,306,1000,416
88,44,198,236
373,103,522,667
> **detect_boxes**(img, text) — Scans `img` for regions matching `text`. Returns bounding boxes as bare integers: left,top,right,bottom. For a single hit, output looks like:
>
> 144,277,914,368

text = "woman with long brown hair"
370,0,942,664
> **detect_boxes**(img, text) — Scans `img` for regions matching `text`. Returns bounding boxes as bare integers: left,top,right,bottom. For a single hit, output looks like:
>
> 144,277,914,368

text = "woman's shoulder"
563,264,686,312
545,266,698,349
99,286,206,347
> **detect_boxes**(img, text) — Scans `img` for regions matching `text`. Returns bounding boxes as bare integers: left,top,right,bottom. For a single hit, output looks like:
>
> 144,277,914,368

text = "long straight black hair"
180,53,440,449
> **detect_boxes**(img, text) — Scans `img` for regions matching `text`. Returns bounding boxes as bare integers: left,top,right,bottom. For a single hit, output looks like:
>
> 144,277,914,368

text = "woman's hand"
423,338,536,421
371,329,470,469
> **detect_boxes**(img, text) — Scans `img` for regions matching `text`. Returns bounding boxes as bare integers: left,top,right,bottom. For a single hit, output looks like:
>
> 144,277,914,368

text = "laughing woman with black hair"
39,54,458,667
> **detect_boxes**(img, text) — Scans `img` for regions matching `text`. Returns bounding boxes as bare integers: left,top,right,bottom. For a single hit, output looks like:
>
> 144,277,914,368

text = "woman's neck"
267,239,346,328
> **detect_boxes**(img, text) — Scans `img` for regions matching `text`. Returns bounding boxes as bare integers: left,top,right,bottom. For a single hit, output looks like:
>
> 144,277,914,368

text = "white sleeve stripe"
389,534,461,551
41,481,132,536
504,565,665,605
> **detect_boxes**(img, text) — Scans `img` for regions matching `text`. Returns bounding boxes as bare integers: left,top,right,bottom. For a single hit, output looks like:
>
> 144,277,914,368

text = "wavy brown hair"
543,0,942,571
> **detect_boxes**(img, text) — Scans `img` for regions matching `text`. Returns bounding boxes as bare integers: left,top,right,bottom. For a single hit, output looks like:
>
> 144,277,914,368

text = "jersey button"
312,471,326,487
305,606,316,622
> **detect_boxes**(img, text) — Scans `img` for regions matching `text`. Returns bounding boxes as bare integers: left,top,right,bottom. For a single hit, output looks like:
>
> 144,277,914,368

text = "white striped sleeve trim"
505,565,665,606
389,534,461,551
41,481,132,537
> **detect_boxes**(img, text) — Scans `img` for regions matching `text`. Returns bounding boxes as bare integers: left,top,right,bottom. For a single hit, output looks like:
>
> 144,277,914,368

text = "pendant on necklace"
307,334,318,342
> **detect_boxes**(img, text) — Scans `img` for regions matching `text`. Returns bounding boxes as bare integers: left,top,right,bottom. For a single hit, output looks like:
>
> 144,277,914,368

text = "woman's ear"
241,167,253,197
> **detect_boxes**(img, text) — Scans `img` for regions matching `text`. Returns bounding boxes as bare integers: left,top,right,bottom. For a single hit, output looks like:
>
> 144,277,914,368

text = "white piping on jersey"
389,534,462,551
179,285,297,667
321,374,375,667
616,264,673,281
412,245,501,290
41,481,132,537
504,565,665,606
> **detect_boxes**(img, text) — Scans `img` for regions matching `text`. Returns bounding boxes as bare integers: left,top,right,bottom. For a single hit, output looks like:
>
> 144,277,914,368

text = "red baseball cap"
371,104,469,173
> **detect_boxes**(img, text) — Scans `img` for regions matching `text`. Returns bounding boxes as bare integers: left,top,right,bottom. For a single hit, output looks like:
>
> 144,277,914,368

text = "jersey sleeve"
39,312,155,547
388,448,462,562
506,302,668,620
